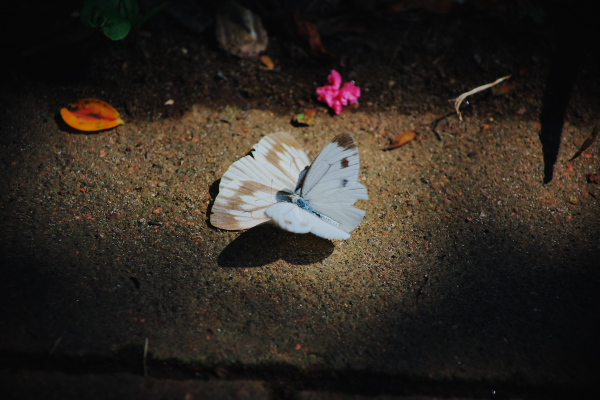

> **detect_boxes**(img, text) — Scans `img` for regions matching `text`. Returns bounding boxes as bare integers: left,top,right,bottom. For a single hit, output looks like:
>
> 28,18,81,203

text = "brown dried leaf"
385,130,417,150
294,13,336,60
492,81,515,95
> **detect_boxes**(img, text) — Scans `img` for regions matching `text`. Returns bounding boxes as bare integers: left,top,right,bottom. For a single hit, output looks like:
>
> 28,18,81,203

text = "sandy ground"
1,2,599,398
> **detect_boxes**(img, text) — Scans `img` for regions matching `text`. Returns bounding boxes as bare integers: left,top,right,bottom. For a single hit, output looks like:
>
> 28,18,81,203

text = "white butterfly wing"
300,133,369,233
211,132,311,230
265,202,351,240
251,132,311,186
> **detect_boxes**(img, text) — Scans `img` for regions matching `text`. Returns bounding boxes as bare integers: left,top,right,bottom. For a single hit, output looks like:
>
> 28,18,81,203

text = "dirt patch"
1,1,599,397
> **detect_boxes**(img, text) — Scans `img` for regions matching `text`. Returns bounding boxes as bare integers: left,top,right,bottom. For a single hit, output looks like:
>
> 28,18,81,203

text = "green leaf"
80,0,165,40
81,0,124,29
103,19,131,41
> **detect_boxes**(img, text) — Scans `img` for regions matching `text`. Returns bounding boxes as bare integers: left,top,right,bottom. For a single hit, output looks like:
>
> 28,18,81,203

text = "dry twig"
453,75,511,120
570,123,600,161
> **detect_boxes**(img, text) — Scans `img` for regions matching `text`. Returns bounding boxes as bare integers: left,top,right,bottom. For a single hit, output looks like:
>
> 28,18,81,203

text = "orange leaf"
259,55,275,70
385,130,417,150
60,98,125,131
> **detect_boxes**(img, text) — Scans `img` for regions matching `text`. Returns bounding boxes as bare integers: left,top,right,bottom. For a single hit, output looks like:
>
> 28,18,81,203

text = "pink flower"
316,70,361,115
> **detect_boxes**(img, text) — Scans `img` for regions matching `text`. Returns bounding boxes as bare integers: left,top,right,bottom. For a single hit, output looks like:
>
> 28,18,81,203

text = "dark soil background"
1,1,599,399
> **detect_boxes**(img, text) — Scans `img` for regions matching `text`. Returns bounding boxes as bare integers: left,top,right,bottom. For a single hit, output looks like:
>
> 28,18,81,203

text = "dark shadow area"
539,57,576,184
2,2,94,85
354,216,600,392
217,223,334,267
538,1,597,183
54,112,82,134
0,348,594,399
0,345,149,377
538,17,578,183
207,179,334,267
204,179,221,229
2,1,600,398
207,173,334,268
208,178,221,200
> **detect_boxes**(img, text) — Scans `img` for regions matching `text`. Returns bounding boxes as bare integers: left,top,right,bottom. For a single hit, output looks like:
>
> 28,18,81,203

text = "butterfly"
210,132,368,240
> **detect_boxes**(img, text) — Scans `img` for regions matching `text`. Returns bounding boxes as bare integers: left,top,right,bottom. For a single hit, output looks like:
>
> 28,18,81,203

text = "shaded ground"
1,1,599,399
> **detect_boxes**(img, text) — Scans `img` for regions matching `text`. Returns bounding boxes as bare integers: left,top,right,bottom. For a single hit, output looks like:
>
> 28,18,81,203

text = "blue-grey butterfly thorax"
290,193,310,210
275,190,310,210
291,193,342,228
275,190,342,228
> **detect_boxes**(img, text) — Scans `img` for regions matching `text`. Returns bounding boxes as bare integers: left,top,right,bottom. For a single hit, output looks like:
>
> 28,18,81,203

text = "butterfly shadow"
217,223,335,268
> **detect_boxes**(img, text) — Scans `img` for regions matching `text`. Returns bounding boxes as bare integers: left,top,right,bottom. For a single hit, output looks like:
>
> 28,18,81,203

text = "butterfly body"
211,132,368,240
